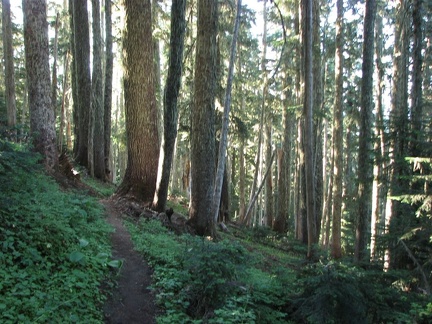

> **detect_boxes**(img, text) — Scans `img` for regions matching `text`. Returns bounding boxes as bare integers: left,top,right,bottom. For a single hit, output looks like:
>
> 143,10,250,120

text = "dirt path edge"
101,199,157,324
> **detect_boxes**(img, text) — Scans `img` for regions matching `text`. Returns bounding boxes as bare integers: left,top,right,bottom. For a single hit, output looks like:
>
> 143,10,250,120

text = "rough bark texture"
104,0,113,181
312,0,323,239
302,0,316,258
331,0,344,259
371,1,386,262
410,0,423,156
69,0,78,152
188,0,218,236
23,0,58,170
274,100,293,234
117,0,160,202
355,0,376,263
91,0,105,180
385,0,410,270
153,0,187,212
2,0,16,129
51,13,59,120
72,0,91,167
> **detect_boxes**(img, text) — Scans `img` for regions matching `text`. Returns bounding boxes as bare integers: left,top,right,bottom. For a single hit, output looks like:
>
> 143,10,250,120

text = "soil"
101,198,157,324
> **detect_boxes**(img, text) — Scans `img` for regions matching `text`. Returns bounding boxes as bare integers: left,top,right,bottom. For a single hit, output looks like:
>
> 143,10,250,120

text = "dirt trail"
101,199,157,324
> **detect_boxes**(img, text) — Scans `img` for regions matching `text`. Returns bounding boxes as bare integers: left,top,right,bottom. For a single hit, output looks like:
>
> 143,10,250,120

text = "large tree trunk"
69,0,78,152
302,0,316,258
410,0,424,156
152,0,162,139
312,0,323,240
384,0,410,270
355,0,376,263
2,0,16,132
72,0,91,167
153,0,187,212
370,1,386,262
331,0,344,259
51,13,59,122
23,0,58,170
104,0,113,181
91,0,105,180
117,0,160,202
274,89,293,234
188,0,218,236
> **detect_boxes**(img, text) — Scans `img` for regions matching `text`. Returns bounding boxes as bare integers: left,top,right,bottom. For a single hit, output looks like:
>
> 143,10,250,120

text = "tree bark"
51,12,59,121
384,0,410,270
72,0,91,167
188,0,218,236
355,0,376,263
312,0,323,240
370,1,386,262
117,0,160,202
331,0,344,259
91,0,105,180
2,0,17,132
23,0,58,170
104,0,113,181
410,0,424,156
58,51,70,150
302,0,316,258
274,69,293,234
153,0,187,212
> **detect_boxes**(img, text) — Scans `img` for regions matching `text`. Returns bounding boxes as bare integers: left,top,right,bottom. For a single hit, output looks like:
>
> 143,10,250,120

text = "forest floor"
101,198,157,324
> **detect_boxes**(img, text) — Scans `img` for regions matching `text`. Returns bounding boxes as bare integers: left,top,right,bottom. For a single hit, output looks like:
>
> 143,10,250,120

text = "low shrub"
0,140,117,322
289,262,425,324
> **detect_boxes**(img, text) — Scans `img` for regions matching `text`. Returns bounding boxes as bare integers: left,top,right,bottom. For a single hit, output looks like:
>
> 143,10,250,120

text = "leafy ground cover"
126,212,432,323
0,140,118,323
2,139,431,323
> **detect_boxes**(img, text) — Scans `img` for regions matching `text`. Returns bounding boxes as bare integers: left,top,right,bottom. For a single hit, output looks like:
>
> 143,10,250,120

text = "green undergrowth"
81,175,116,198
0,140,118,323
127,213,432,323
126,218,296,323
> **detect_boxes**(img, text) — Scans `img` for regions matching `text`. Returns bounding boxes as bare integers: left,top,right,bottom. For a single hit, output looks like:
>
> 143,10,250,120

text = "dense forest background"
1,0,432,321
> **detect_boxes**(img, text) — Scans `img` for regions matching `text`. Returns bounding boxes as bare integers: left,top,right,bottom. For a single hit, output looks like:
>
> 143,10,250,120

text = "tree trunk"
355,0,376,263
69,0,78,152
153,0,187,212
410,0,424,156
239,135,246,221
384,0,410,270
91,0,105,180
58,51,70,150
51,12,59,121
23,0,58,170
370,1,386,262
2,0,17,132
211,0,242,224
274,97,293,233
187,0,218,237
331,0,344,259
152,0,162,140
72,0,91,167
312,0,323,240
104,0,113,181
302,0,316,258
117,0,160,202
